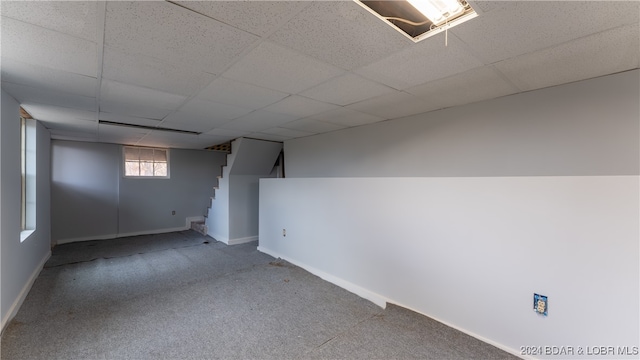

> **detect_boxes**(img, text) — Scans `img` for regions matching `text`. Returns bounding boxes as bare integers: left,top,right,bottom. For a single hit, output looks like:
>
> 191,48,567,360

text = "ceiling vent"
98,120,201,135
355,0,477,43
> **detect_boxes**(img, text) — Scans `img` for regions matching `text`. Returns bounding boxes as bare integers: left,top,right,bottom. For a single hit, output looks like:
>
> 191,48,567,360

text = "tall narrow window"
21,117,26,230
20,117,36,241
124,146,169,178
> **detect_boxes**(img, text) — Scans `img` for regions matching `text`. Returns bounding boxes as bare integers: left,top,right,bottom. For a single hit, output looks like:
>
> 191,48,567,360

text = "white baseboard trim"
55,233,118,245
257,246,388,308
228,235,258,245
207,231,228,244
54,217,208,245
385,299,523,359
1,250,51,333
185,216,204,227
257,246,522,360
116,226,189,239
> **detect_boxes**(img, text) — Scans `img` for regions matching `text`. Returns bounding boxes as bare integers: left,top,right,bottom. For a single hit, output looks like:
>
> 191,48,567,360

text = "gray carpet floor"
1,230,518,359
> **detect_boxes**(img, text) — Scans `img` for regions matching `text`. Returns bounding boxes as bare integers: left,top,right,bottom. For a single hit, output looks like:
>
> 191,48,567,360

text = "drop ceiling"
1,1,638,150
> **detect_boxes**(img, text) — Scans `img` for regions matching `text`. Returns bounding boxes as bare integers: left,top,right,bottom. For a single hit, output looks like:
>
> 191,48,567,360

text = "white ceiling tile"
176,139,229,150
467,1,515,15
41,120,98,134
192,134,234,147
1,0,637,150
2,82,96,111
197,77,289,110
102,46,216,97
139,130,203,148
1,1,97,41
262,95,338,118
104,1,258,75
158,120,215,134
99,112,162,128
222,41,344,94
280,118,347,133
307,107,385,127
300,73,398,106
174,1,310,37
221,110,299,132
354,35,483,90
452,1,640,64
205,128,251,139
98,101,172,121
28,105,98,135
259,127,314,138
1,58,97,97
269,1,411,70
495,23,640,92
248,132,290,142
160,102,248,133
347,91,438,120
1,17,97,76
50,129,98,142
22,103,96,124
97,137,142,147
178,98,252,122
98,124,151,138
100,79,187,115
98,123,149,138
406,66,519,109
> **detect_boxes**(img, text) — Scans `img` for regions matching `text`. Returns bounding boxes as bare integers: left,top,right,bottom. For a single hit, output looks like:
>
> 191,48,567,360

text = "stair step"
190,220,207,236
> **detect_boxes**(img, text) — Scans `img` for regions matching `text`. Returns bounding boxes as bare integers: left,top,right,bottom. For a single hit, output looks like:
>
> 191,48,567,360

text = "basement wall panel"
51,140,226,243
1,90,52,330
285,70,639,178
262,70,640,356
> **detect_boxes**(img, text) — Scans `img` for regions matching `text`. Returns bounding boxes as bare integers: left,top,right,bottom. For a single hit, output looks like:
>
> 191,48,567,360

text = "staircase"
190,220,207,235
197,137,283,245
190,143,230,236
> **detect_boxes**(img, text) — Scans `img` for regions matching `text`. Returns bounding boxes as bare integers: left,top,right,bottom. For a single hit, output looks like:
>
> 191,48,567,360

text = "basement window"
355,0,477,43
123,146,169,178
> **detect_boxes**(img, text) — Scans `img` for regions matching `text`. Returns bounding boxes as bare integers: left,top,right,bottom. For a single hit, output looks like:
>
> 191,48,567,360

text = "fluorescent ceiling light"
407,0,464,26
355,0,477,43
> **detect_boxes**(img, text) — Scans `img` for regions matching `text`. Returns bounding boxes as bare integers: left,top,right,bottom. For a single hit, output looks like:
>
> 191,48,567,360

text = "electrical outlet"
172,210,176,215
282,229,286,237
533,293,548,316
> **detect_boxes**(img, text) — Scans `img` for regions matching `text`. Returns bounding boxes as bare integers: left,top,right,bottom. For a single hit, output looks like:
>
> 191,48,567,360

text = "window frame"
20,117,36,241
122,146,170,179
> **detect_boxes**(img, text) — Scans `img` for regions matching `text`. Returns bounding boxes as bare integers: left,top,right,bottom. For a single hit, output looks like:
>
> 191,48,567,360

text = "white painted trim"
257,246,523,358
55,233,118,245
1,250,51,333
55,216,204,245
186,216,204,228
385,299,524,359
257,246,388,308
19,229,35,242
207,232,228,244
116,226,188,238
228,235,258,245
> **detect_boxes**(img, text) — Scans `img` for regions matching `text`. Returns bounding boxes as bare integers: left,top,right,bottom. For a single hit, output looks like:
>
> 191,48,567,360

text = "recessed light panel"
355,0,477,43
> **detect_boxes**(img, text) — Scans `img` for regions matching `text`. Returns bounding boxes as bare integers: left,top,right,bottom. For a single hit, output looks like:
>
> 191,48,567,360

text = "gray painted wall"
260,70,640,356
51,140,226,243
1,90,51,330
228,175,261,240
259,176,639,357
285,70,639,177
119,148,225,234
51,141,119,242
